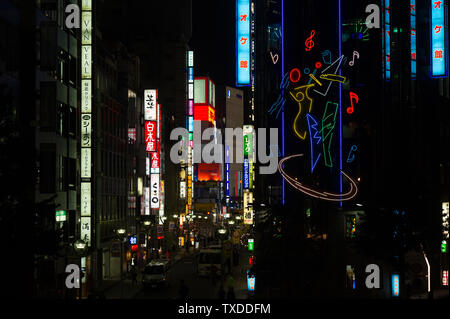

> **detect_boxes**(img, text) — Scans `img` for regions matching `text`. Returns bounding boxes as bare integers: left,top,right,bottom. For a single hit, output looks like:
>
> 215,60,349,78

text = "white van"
142,260,169,288
197,248,223,277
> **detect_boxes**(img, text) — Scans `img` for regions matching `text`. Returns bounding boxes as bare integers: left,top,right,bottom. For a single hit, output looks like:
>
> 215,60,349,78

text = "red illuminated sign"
145,121,157,152
151,152,160,169
197,163,220,181
194,105,215,124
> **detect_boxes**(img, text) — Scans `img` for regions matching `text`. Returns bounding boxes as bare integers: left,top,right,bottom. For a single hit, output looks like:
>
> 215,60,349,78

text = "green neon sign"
248,238,254,251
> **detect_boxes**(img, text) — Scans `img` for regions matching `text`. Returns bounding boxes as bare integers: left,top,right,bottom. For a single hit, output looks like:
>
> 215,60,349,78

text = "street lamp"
115,228,127,298
73,239,87,254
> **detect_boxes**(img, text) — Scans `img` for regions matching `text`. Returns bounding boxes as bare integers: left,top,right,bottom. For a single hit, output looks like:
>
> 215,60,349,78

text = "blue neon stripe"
339,0,342,207
282,0,285,205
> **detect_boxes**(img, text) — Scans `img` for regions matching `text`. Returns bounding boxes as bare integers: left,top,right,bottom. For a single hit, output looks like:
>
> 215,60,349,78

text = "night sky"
190,0,235,87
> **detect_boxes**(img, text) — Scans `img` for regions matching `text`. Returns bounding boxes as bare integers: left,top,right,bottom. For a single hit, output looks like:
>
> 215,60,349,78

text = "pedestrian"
131,266,138,286
178,280,189,300
226,286,235,299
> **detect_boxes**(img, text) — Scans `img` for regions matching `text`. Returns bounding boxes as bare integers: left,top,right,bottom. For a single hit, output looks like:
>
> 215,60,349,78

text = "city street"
134,248,249,300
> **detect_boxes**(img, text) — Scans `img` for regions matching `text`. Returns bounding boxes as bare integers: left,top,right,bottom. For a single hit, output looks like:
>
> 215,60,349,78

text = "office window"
69,106,76,137
40,82,57,131
69,55,76,86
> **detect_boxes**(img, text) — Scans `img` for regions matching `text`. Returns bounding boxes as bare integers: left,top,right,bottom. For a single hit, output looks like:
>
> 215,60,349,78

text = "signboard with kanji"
144,89,157,120
431,0,447,77
145,121,157,152
236,0,251,86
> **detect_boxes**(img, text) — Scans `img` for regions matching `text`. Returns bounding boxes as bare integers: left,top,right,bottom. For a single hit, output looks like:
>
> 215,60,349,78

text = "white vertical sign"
144,89,157,121
151,174,160,209
81,148,91,178
81,182,91,217
145,187,150,215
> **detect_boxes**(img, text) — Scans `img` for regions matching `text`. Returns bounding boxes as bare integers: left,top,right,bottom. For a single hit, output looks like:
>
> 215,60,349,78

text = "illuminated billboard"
247,270,255,291
392,274,400,297
144,89,158,121
411,0,416,79
150,152,160,173
243,159,249,189
194,105,215,124
431,0,448,77
145,121,157,152
383,0,391,80
196,163,221,181
236,0,251,86
151,174,160,209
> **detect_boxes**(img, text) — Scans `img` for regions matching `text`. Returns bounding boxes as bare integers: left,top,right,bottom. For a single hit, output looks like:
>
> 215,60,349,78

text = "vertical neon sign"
339,0,342,206
236,0,251,86
281,0,285,205
411,0,416,79
392,274,400,297
431,0,448,77
187,51,194,215
384,0,391,80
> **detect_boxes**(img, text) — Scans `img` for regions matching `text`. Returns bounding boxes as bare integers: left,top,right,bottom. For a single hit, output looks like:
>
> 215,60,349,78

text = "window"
69,106,76,137
69,55,77,86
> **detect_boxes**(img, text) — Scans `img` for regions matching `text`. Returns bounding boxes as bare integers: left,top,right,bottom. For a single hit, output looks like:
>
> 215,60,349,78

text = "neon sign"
383,0,391,80
278,154,358,202
304,30,316,51
431,0,447,77
392,274,400,297
236,0,251,86
347,92,359,114
145,121,157,152
411,0,416,79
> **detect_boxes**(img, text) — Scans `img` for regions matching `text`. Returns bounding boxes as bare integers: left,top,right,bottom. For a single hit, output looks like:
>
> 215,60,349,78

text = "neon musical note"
289,84,316,140
304,68,311,75
347,92,359,114
270,51,279,64
349,51,360,66
305,30,316,51
346,145,357,163
321,50,332,64
321,101,338,168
